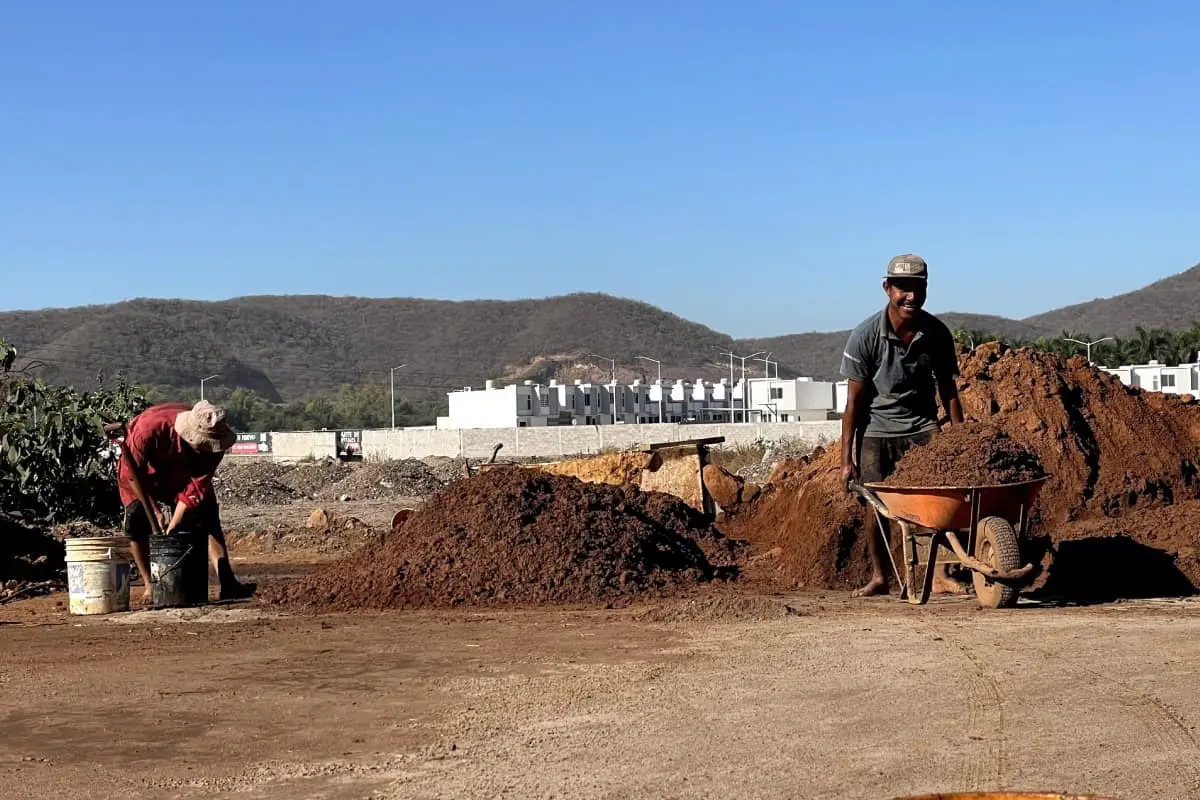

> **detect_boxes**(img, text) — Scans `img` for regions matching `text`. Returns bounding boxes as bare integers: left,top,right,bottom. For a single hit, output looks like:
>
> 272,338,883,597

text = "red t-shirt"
117,403,224,509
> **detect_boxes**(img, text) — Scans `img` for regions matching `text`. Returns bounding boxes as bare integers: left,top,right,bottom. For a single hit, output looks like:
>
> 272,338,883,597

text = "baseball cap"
885,254,927,281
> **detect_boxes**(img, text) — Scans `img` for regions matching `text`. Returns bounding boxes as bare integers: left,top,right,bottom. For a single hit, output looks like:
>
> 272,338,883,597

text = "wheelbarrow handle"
847,480,893,520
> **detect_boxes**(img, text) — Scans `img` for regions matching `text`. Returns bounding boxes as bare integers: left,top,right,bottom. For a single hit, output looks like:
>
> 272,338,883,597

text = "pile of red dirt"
957,344,1200,524
727,344,1200,596
1033,501,1200,602
725,446,874,590
262,467,744,611
879,422,1045,488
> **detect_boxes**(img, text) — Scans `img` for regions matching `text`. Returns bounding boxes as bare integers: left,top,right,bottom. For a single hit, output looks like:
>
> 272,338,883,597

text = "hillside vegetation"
2,262,1198,425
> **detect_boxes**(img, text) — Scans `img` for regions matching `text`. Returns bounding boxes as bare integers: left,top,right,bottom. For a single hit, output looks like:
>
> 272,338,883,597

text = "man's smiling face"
884,277,927,322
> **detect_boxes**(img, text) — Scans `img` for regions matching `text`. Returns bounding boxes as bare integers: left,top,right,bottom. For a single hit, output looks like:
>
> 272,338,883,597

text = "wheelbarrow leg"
872,508,908,600
910,532,941,606
899,519,916,602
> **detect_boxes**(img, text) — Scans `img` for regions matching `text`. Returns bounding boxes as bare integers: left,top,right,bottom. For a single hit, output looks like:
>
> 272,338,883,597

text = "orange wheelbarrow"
848,477,1049,608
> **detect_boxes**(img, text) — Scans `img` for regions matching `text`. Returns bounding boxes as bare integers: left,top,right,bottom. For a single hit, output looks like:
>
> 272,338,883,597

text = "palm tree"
1172,322,1200,365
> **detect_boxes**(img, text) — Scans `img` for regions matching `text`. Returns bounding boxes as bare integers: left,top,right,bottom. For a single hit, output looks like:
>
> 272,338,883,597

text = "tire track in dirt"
914,618,1007,791
1017,641,1200,799
956,642,1008,789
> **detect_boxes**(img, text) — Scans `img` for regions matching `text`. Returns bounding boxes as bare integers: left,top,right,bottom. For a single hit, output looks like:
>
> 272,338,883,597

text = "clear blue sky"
3,1,1197,337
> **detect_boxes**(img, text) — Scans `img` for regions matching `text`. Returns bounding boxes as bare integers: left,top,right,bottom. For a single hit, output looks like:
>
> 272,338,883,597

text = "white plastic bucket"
64,536,132,615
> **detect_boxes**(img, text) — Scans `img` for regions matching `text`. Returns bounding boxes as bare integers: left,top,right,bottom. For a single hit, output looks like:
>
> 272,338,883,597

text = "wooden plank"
643,436,725,452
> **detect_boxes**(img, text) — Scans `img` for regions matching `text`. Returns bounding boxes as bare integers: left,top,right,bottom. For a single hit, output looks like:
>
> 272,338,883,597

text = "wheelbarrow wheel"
973,516,1021,609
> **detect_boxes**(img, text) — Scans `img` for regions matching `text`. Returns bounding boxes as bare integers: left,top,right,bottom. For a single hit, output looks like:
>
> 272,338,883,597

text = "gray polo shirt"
839,307,959,438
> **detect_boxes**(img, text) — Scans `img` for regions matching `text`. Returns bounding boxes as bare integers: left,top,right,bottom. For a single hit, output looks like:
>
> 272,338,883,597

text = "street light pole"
718,351,739,421
753,352,777,379
200,374,221,401
635,356,663,424
390,364,407,429
586,355,617,424
739,352,764,421
720,351,764,422
1063,337,1113,365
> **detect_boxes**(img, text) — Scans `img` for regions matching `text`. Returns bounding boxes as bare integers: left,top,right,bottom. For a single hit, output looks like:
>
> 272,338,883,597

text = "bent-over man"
119,400,256,602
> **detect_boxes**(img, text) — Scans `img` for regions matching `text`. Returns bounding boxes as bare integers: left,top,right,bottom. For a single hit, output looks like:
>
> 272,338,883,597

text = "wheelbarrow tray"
862,476,1049,530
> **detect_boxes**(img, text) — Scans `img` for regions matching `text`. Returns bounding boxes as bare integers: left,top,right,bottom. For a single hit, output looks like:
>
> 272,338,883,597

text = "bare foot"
932,570,971,595
851,576,889,598
139,586,153,605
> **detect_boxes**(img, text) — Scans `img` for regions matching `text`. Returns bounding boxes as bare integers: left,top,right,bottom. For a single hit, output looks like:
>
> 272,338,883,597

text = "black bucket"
149,531,208,608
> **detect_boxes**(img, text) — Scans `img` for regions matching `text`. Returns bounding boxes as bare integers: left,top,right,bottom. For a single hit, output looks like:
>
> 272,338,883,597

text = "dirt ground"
3,518,1199,800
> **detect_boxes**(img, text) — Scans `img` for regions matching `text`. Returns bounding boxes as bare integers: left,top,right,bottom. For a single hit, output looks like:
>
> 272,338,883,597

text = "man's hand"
841,462,858,490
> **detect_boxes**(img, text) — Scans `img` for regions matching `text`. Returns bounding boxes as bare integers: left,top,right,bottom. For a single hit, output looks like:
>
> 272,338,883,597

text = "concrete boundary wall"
257,421,841,462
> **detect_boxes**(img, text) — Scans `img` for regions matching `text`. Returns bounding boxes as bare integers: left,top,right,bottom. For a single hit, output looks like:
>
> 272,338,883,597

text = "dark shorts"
122,495,222,543
856,431,934,484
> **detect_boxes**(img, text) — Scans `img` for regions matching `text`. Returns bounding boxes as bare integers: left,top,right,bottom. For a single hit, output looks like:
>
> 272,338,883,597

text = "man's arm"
839,327,876,486
841,379,874,485
938,379,965,426
936,327,965,426
167,454,223,533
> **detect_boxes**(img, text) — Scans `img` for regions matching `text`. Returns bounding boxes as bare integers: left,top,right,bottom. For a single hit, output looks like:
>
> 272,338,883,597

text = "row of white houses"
1101,357,1200,395
436,377,849,430
430,355,1196,431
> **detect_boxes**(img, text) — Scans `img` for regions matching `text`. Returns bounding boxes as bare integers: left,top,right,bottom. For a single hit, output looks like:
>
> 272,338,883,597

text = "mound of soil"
1024,500,1200,602
879,423,1045,488
534,452,653,487
958,344,1200,523
726,446,874,590
728,345,1200,597
214,460,447,506
52,520,121,539
214,462,303,506
419,456,469,485
279,462,354,498
227,515,381,556
263,467,744,611
316,460,444,501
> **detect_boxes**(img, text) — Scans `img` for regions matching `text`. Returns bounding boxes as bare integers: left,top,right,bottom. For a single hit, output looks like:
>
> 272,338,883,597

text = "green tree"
0,338,149,522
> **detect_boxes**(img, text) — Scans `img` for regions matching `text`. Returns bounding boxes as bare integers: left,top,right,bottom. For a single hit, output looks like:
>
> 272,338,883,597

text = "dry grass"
708,441,768,475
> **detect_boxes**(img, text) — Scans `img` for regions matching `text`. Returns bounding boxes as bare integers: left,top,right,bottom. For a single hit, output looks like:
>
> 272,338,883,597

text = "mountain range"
2,263,1197,402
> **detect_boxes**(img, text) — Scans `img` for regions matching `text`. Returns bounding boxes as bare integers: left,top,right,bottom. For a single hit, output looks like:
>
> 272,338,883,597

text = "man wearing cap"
118,400,257,603
839,254,964,598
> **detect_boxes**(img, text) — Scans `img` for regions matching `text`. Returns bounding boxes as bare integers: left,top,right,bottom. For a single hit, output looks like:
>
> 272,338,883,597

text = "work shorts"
856,431,934,484
122,495,222,544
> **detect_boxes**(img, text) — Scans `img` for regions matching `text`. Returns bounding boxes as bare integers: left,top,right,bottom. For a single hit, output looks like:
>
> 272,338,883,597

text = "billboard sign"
230,432,272,455
336,430,363,460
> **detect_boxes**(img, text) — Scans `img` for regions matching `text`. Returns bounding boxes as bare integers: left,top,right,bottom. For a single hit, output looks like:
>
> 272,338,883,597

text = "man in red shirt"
119,400,255,602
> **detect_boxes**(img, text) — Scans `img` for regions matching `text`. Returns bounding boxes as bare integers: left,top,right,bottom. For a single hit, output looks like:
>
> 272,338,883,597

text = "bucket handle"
157,545,196,578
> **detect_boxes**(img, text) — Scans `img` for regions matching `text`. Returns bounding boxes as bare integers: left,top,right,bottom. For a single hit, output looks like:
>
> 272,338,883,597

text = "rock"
307,508,330,530
338,494,352,502
977,341,1006,361
4,580,17,591
703,464,743,509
